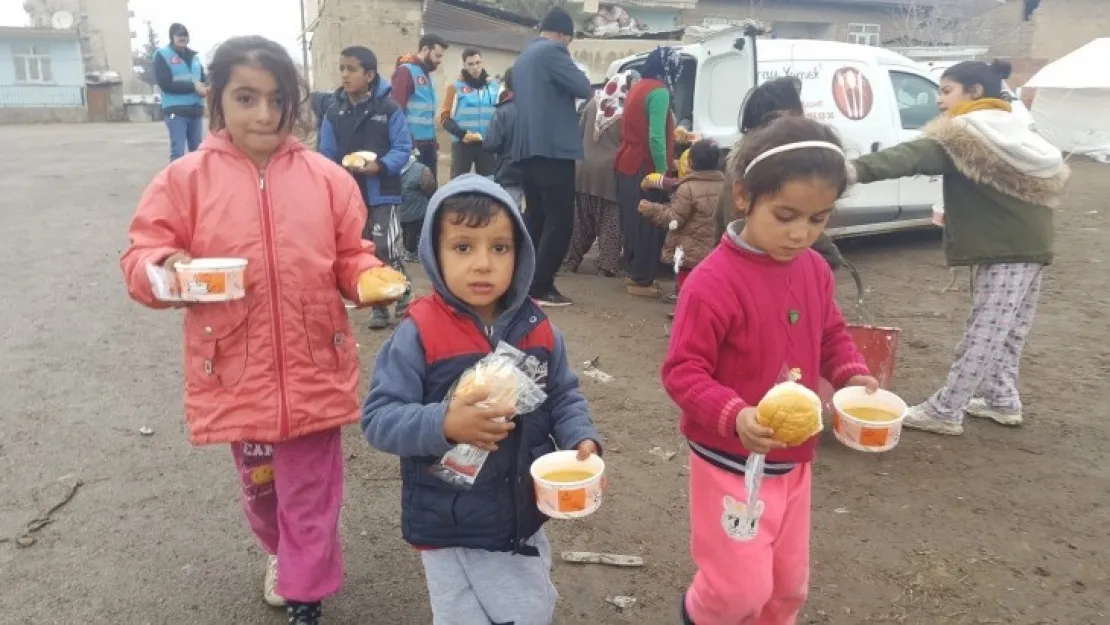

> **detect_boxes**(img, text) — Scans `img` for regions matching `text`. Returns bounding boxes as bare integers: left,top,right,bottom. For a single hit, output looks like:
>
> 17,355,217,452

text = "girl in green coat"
850,59,1069,436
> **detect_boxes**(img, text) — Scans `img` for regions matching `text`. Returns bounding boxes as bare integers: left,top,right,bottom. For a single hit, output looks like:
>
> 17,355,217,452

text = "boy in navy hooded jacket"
320,46,413,329
362,175,601,624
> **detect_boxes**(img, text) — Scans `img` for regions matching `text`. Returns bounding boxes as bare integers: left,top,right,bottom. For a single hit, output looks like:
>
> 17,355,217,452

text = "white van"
607,35,944,235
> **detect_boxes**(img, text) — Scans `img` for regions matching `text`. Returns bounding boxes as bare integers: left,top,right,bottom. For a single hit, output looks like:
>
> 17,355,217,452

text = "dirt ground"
1,123,1107,625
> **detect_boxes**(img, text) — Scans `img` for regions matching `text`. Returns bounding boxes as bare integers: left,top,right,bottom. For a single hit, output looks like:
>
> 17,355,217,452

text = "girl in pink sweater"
661,116,879,625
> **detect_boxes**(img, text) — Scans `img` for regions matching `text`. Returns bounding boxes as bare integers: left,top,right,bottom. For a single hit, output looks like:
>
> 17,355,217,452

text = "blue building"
0,26,87,123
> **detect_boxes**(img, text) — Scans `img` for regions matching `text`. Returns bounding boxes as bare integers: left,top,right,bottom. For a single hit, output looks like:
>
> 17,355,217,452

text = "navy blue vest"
402,294,556,554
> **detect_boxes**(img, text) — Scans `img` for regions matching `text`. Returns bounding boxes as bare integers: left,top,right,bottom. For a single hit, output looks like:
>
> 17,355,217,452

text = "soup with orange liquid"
541,470,595,483
844,406,899,423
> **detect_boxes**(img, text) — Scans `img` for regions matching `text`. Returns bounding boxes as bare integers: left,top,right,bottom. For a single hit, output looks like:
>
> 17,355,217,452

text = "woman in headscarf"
614,45,683,297
564,70,638,277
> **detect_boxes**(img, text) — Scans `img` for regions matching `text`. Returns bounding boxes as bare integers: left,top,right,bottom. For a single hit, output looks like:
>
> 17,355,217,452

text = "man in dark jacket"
319,46,414,330
153,23,206,161
510,7,592,307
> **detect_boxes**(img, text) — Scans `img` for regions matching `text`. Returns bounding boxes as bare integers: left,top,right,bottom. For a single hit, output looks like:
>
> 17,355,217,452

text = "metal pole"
299,0,311,88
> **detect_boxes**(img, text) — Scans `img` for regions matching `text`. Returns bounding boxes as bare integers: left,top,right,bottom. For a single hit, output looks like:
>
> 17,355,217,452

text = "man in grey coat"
510,7,592,306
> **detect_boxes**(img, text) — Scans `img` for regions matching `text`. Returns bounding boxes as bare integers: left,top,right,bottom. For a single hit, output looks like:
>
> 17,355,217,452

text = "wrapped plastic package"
430,342,548,489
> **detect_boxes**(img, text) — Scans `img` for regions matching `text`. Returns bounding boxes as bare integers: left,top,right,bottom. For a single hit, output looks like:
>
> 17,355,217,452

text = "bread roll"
756,381,823,446
357,266,408,304
455,360,520,409
342,151,378,169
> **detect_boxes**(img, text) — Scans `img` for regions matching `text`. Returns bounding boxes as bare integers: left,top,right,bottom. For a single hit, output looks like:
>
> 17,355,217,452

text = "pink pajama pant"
231,427,345,603
685,452,812,625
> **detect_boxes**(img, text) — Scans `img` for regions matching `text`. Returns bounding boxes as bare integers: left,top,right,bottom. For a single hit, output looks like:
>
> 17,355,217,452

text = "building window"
12,44,54,84
847,23,881,46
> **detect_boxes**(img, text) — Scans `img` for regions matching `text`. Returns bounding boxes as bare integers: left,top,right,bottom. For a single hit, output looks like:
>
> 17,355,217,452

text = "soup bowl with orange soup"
831,386,909,453
530,450,605,519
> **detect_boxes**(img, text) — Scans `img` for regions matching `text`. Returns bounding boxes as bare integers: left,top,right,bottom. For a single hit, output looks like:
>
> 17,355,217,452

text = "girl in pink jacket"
120,36,397,625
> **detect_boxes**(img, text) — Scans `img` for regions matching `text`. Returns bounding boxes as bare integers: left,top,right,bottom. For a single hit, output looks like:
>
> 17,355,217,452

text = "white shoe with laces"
264,555,286,608
902,404,964,436
966,398,1023,426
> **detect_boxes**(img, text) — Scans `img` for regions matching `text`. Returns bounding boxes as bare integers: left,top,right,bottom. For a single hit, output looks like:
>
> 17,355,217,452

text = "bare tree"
886,1,1001,48
132,22,160,86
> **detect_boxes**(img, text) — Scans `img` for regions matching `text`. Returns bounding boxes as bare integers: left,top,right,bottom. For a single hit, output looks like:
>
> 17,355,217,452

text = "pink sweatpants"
685,452,812,625
231,427,345,603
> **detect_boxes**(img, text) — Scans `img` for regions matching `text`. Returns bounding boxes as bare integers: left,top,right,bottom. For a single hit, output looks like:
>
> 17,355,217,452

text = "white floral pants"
925,263,1044,421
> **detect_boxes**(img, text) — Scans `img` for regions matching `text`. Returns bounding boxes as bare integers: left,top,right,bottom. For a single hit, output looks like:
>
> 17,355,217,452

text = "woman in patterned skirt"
563,71,637,276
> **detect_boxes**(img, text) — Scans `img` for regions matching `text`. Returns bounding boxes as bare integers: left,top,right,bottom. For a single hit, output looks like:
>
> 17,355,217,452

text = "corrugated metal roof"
423,0,537,53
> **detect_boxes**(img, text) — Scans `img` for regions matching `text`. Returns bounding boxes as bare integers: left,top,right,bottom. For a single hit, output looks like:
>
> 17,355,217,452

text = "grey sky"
1,0,303,60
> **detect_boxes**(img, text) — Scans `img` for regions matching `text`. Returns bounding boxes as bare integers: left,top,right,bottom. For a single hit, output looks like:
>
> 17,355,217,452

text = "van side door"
885,68,944,223
821,60,901,232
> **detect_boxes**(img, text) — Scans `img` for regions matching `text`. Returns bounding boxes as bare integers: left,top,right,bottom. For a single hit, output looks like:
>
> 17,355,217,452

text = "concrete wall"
310,0,424,92
571,39,680,82
688,0,897,44
955,0,1104,87
84,0,134,83
0,107,86,123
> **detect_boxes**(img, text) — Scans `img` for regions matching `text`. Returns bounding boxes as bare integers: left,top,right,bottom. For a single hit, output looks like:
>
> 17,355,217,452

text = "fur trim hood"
924,111,1069,207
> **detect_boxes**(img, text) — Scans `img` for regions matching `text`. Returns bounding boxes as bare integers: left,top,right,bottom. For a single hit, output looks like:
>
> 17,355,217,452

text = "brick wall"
1027,0,1109,62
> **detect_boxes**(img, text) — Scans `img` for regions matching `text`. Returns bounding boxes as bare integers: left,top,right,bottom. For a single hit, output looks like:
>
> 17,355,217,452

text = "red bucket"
816,324,901,417
846,324,901,390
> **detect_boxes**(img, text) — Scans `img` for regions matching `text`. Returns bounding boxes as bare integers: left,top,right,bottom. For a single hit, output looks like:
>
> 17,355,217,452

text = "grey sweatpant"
421,529,557,625
924,262,1044,421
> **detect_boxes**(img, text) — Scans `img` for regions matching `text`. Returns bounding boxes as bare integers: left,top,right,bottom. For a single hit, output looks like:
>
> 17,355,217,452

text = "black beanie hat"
169,23,189,39
539,7,575,37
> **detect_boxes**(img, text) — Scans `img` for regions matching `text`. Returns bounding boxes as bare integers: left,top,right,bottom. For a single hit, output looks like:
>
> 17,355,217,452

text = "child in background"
121,36,400,625
850,59,1067,435
713,76,847,270
361,175,602,625
661,116,878,625
638,139,725,311
319,45,414,330
398,149,437,263
483,67,524,207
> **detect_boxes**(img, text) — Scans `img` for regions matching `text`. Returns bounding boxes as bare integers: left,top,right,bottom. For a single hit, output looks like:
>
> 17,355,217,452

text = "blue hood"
418,174,534,324
373,74,393,99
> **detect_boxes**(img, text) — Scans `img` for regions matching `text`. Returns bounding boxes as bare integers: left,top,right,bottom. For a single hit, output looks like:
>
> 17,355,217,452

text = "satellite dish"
51,11,74,30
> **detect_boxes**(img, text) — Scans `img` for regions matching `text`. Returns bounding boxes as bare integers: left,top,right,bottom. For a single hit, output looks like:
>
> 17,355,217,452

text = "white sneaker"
264,554,286,607
902,404,964,436
966,398,1023,426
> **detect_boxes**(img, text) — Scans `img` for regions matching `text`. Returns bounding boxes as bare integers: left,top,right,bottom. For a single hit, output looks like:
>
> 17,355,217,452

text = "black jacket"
153,47,206,117
320,81,411,206
483,95,522,187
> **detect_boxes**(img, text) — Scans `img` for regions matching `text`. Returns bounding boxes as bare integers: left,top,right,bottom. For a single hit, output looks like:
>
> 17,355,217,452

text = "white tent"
1026,38,1110,162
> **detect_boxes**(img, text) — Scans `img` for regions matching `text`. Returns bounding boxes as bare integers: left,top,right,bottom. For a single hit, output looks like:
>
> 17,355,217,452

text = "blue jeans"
165,113,204,161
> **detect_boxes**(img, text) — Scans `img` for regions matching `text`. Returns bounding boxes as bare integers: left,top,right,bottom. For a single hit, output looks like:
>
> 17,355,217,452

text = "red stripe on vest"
406,293,553,363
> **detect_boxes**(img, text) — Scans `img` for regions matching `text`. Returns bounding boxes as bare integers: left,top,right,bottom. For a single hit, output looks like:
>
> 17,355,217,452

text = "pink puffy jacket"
121,131,382,445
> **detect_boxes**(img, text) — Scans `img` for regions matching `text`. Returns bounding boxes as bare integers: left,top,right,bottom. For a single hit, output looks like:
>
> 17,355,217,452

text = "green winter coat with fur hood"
851,110,1069,267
